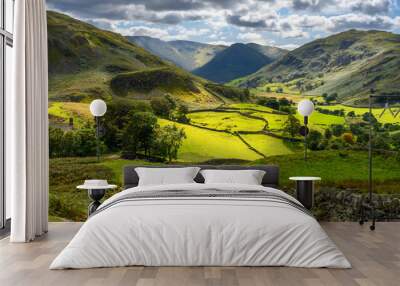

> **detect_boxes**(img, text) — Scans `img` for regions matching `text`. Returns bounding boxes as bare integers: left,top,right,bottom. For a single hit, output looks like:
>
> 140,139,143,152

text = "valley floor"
1,222,399,286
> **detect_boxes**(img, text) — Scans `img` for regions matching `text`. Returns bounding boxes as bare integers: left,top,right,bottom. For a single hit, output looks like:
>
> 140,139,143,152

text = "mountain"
47,11,248,107
236,30,400,105
127,36,225,71
193,43,275,83
245,43,287,60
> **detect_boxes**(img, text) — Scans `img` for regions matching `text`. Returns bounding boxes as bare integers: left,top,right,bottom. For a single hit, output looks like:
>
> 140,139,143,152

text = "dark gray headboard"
123,165,279,189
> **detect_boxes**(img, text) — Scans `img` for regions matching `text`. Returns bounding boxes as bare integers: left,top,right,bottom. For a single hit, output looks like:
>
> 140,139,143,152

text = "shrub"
329,138,344,150
342,132,355,145
331,124,345,137
307,130,324,150
372,133,391,150
391,133,400,150
49,126,101,158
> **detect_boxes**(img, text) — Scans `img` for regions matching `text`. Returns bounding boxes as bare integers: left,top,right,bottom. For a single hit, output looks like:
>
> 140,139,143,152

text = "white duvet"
50,183,351,269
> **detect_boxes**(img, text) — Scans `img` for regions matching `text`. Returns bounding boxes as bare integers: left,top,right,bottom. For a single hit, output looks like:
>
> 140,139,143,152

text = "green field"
249,112,288,131
257,151,400,193
296,111,346,132
322,105,400,124
241,134,295,156
49,150,400,221
188,111,265,132
48,102,91,128
227,103,276,112
159,119,263,161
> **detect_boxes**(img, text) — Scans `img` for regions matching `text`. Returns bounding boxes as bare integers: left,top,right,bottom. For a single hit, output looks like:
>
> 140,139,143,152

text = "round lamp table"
289,177,321,210
77,180,117,216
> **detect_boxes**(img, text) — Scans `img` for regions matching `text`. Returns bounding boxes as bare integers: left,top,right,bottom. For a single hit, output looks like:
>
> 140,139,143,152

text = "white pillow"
200,169,266,185
135,167,200,186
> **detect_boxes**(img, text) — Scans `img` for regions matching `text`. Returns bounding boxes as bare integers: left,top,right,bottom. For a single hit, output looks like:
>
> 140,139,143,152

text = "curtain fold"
9,0,49,242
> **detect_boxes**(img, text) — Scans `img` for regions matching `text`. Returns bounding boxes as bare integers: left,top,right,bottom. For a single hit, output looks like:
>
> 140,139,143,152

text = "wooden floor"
0,222,399,286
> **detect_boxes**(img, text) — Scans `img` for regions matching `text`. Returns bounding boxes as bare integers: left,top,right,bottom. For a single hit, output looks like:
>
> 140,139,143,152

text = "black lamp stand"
304,116,308,161
360,90,377,230
95,116,100,162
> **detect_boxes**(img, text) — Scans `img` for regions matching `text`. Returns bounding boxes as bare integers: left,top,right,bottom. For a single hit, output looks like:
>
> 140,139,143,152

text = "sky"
47,0,400,50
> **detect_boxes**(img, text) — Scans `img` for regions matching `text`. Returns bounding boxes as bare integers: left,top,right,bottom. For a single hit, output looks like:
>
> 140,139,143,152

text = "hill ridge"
235,29,400,104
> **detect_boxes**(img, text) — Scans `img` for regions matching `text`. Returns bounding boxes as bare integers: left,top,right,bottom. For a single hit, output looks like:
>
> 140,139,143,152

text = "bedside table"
77,180,117,216
289,177,321,210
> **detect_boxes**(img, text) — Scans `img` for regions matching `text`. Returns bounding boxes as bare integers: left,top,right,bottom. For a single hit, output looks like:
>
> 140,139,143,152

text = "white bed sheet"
50,183,351,269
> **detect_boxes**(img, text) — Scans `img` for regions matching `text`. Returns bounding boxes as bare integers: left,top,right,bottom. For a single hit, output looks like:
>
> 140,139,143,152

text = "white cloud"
208,40,234,46
237,32,270,44
116,25,170,38
278,43,300,50
338,0,393,15
48,0,400,48
325,13,395,32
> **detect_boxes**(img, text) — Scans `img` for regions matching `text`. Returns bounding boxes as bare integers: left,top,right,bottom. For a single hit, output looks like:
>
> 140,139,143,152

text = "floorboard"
0,222,399,286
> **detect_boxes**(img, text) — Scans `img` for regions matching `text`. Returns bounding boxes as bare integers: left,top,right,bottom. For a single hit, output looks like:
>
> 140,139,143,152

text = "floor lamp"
90,99,107,162
297,99,315,161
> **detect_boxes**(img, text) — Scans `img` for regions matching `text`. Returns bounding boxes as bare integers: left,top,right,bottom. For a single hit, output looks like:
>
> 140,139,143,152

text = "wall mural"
46,6,400,222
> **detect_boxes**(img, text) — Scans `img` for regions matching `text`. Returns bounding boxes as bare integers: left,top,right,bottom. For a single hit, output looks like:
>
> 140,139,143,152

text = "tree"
324,128,332,140
347,111,356,117
326,93,338,103
262,97,280,110
350,123,365,136
122,112,158,158
331,124,345,137
73,129,99,156
155,125,186,162
307,130,323,150
282,115,301,138
362,112,378,124
150,97,175,118
172,103,190,124
278,98,290,107
102,100,150,151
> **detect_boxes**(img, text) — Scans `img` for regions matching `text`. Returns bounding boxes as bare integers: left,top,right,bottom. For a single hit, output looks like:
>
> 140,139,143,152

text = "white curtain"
8,0,49,242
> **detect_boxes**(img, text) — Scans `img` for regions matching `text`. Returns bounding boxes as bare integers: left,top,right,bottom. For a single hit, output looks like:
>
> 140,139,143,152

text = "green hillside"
246,43,287,60
47,11,164,75
236,30,400,105
193,43,273,83
47,11,248,108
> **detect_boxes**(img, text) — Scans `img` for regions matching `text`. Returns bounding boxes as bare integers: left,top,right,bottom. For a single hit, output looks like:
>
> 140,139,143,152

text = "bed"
50,165,350,269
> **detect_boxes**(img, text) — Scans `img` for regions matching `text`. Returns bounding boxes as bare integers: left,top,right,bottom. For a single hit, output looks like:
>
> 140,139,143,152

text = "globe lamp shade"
90,99,107,117
298,99,314,117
